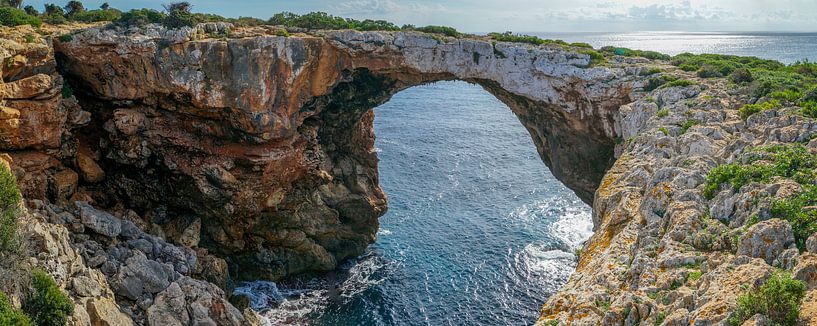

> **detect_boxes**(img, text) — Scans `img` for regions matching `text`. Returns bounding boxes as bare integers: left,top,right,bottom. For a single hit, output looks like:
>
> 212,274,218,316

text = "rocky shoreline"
1,21,816,325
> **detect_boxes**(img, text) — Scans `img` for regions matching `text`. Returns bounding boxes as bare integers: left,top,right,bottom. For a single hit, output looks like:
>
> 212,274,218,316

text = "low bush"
0,166,21,254
644,75,679,91
0,7,41,27
229,16,265,27
71,9,121,22
641,67,662,76
599,46,670,60
488,32,565,46
728,272,805,326
801,101,817,119
697,64,723,78
0,291,30,326
268,11,401,32
116,8,165,26
738,99,781,120
659,79,696,89
23,269,74,326
580,49,606,66
41,13,66,25
729,68,753,84
415,25,460,37
769,89,802,103
680,120,698,134
163,8,197,28
703,144,817,199
771,186,817,250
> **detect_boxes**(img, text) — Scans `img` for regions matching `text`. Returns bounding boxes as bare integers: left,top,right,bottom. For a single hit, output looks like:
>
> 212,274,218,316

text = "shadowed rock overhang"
47,26,648,282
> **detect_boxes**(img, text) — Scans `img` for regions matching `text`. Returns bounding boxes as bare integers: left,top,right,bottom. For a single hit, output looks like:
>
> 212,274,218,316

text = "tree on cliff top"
63,0,85,17
163,1,191,13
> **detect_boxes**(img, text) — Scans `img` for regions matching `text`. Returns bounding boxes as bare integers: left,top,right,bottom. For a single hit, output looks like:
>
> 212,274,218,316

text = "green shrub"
580,49,606,66
771,186,817,250
23,34,34,43
415,25,460,37
703,144,817,199
163,9,198,29
659,79,696,89
275,29,289,37
708,143,817,249
41,13,66,25
230,16,265,27
487,32,566,46
116,8,165,26
599,46,670,60
697,64,723,78
71,9,121,22
641,67,662,76
801,101,817,119
680,120,698,134
570,42,593,49
658,127,669,136
738,99,781,120
266,11,403,31
23,269,74,326
0,166,21,254
728,272,805,326
23,5,38,16
769,89,803,103
0,291,30,326
57,34,72,42
729,68,753,84
644,75,679,91
0,7,42,27
656,108,669,118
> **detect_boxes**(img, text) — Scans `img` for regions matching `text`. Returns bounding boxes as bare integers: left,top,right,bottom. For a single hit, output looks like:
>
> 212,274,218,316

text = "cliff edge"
2,22,816,325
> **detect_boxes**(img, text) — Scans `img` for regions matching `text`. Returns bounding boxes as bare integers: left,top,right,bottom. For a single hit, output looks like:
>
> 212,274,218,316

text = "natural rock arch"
54,26,646,282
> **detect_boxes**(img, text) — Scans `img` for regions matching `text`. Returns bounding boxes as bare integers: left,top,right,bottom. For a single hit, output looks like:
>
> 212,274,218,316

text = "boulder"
737,219,795,265
112,251,175,300
793,253,817,289
52,169,79,201
86,297,134,326
807,232,817,253
77,202,122,238
76,151,105,183
147,277,245,326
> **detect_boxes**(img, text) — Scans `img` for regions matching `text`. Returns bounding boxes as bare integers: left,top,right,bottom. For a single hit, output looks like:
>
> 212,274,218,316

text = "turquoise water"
237,32,817,326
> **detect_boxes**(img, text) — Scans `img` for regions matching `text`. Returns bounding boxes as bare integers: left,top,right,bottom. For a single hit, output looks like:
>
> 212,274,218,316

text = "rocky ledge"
2,21,817,325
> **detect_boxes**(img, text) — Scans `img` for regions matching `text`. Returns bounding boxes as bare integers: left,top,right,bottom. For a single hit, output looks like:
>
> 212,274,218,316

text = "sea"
235,32,817,326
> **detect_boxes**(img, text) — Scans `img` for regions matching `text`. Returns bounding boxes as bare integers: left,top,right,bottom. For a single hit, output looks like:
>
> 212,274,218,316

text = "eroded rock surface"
54,24,642,281
4,21,817,325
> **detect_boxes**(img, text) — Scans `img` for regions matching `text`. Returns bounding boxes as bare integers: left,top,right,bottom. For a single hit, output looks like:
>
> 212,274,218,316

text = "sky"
23,0,817,33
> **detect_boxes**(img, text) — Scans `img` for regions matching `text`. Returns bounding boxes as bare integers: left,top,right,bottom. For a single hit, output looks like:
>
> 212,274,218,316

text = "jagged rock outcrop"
54,24,642,282
1,25,258,326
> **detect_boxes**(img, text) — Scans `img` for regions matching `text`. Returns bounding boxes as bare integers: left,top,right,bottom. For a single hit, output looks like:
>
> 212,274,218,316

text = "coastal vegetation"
728,272,806,326
703,144,817,249
0,165,73,326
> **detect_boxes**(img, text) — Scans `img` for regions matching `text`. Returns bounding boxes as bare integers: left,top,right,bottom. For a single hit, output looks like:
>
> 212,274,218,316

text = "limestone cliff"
53,24,640,282
3,21,817,326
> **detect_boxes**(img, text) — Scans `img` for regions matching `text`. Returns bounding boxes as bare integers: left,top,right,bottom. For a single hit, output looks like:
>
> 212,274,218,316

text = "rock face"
5,22,817,325
54,24,641,281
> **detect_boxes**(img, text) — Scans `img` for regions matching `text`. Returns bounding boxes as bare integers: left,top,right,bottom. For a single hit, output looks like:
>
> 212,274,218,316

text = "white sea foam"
550,206,593,250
